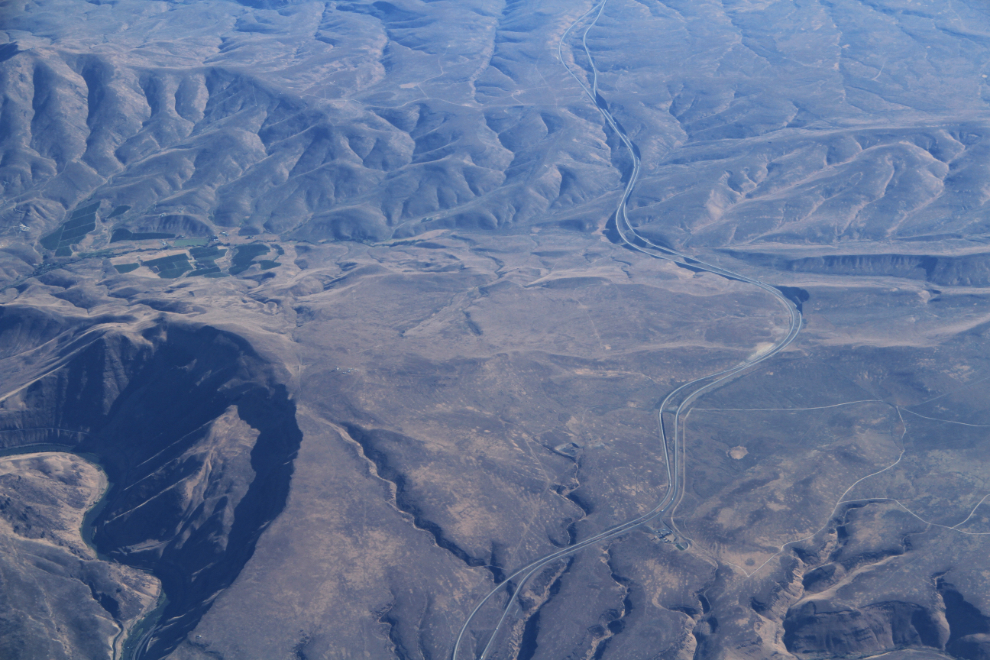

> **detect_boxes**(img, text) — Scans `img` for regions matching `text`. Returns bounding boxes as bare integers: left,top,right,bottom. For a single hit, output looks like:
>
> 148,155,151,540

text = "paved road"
451,2,803,658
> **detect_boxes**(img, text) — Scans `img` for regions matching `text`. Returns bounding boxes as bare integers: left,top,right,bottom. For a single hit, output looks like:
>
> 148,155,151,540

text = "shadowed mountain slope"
0,306,302,657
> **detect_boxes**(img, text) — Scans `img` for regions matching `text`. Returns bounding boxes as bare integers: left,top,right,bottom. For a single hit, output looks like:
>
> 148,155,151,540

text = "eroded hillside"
2,0,990,659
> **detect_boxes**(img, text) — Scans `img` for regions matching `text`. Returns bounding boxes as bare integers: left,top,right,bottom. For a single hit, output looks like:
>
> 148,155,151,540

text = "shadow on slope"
0,307,302,659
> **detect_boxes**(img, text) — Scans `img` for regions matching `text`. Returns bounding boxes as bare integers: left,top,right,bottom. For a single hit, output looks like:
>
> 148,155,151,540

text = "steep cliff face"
0,307,302,659
727,251,990,289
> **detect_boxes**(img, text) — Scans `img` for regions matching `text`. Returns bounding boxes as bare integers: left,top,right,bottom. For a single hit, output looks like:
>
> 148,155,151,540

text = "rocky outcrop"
783,600,942,657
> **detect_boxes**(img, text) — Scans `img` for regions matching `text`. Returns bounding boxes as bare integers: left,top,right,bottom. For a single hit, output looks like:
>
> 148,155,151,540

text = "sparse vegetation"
186,266,222,277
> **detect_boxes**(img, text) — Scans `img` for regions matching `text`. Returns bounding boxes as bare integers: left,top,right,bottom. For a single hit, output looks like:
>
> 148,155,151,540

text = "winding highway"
451,2,804,658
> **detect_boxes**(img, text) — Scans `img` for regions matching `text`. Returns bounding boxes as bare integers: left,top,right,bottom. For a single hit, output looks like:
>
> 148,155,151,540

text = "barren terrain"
1,0,989,659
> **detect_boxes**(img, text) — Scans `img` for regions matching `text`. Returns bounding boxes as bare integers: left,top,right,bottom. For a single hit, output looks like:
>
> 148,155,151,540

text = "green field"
174,237,209,247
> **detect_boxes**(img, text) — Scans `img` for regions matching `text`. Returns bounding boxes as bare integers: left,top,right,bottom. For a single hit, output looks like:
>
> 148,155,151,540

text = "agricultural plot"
229,243,275,275
188,245,227,275
77,250,114,259
186,267,224,277
142,253,192,278
102,242,276,280
39,202,102,254
107,205,130,218
111,228,176,242
189,246,225,263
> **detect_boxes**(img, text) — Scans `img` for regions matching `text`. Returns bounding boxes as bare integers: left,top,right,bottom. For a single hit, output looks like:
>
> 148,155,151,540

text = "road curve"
451,3,803,658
